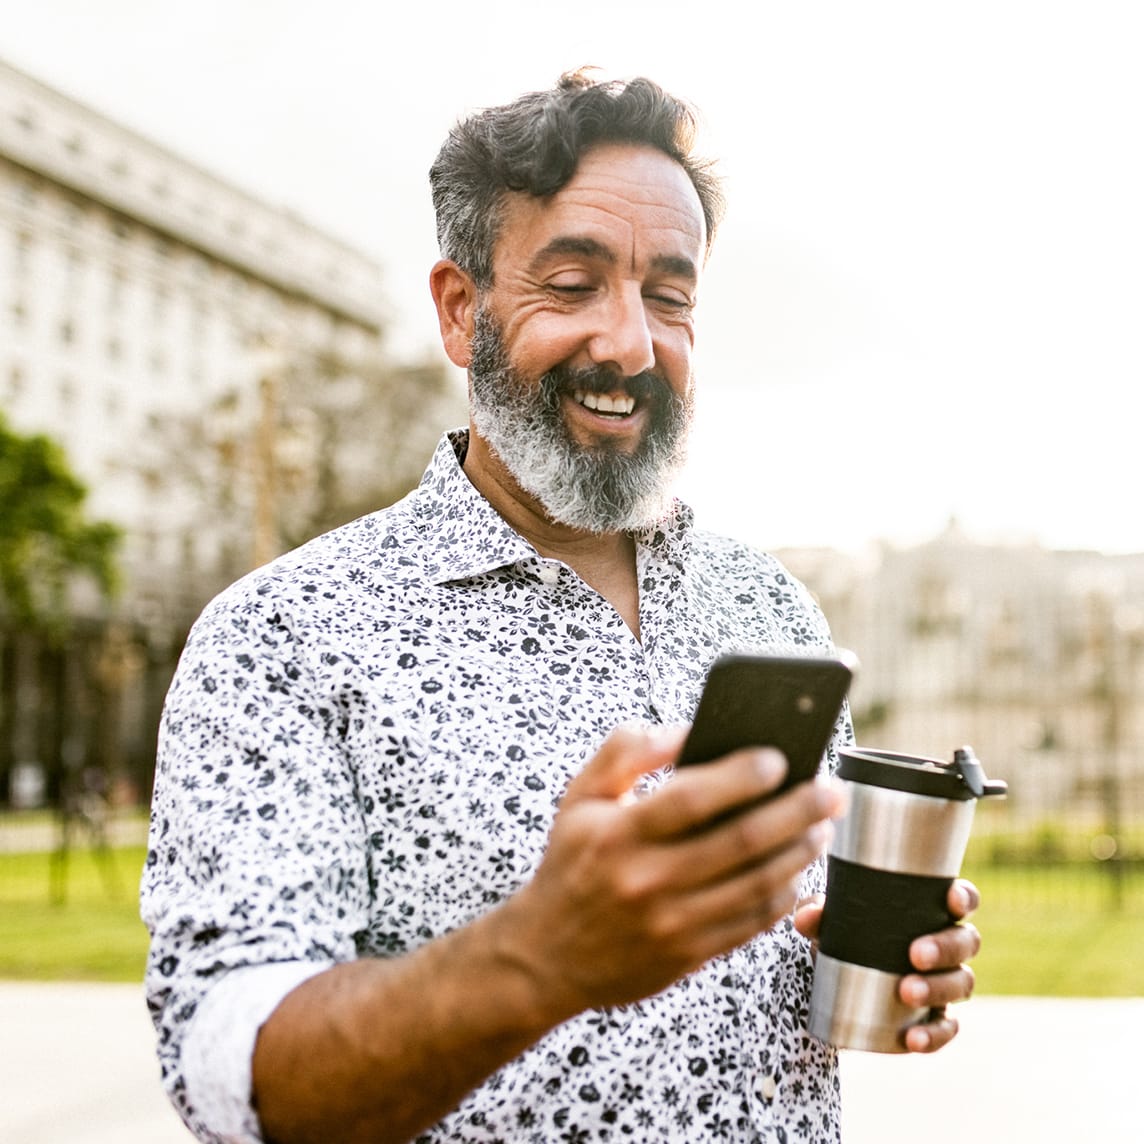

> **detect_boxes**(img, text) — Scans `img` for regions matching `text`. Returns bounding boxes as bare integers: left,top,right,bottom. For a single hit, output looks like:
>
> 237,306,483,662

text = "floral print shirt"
142,429,850,1143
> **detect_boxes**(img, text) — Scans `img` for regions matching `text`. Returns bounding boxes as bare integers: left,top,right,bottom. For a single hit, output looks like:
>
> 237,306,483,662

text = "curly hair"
429,69,725,288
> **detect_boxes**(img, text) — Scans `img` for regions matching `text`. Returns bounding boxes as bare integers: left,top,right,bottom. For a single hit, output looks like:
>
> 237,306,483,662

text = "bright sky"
4,0,1143,554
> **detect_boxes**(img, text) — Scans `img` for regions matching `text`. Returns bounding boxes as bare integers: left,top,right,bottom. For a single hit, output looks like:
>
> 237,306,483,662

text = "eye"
647,291,694,312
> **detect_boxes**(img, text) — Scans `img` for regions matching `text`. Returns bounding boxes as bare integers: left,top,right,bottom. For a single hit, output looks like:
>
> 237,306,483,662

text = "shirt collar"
411,429,695,585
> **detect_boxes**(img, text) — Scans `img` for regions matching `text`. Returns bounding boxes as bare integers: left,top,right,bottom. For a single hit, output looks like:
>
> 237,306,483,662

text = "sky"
4,0,1143,554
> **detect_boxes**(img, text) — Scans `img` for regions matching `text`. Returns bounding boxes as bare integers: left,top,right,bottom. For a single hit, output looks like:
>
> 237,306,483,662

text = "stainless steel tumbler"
808,746,1007,1052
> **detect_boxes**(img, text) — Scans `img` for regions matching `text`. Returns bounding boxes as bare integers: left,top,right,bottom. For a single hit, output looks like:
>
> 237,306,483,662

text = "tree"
130,345,466,614
272,348,466,550
0,413,121,630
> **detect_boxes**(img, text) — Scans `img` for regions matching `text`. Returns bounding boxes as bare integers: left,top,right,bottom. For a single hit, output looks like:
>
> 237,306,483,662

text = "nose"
587,285,655,378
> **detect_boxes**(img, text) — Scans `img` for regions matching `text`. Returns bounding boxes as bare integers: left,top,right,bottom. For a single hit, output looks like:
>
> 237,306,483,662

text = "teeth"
574,390,636,416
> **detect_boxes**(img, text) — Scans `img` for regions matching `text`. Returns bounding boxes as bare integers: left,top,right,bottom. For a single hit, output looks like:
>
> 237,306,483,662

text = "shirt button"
758,1074,777,1101
537,562,560,586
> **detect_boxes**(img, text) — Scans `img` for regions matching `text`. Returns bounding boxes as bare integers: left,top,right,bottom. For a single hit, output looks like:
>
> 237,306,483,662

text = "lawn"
0,844,151,981
1,842,1142,995
964,861,1144,997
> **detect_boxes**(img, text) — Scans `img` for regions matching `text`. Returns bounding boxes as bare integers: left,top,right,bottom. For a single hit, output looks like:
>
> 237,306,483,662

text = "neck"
462,428,642,638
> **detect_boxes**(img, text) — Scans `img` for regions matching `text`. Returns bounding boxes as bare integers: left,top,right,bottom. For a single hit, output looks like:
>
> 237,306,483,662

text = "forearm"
252,898,565,1144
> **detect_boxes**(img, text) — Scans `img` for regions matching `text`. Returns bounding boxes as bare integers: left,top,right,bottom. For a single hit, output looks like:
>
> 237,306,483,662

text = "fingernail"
954,881,980,915
755,748,786,786
913,937,939,970
901,976,929,1006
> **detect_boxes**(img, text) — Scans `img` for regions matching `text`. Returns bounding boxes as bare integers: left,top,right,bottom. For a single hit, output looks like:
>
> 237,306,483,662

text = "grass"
0,844,151,981
1,842,1142,995
963,860,1144,997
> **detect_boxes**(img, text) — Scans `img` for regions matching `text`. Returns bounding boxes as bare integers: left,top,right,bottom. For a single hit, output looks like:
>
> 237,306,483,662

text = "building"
0,55,388,620
0,57,445,808
779,526,1144,834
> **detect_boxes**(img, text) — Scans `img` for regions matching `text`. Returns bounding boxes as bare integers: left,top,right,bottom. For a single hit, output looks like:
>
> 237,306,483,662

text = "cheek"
505,314,593,376
655,326,696,390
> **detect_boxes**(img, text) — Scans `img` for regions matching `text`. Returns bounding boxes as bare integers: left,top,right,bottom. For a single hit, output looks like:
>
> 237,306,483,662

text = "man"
142,71,979,1143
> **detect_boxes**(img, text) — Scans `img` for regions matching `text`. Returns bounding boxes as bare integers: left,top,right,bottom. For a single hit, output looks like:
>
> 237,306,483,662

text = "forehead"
494,143,707,272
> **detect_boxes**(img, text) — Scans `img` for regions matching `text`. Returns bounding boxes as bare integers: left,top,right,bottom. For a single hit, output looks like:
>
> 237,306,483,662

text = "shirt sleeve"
140,576,372,1141
181,960,333,1142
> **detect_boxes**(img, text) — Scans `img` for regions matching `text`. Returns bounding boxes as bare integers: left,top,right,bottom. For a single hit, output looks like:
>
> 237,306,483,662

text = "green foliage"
0,413,121,629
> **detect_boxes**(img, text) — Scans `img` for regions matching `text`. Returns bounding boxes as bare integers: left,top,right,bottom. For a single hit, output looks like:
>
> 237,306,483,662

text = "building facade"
780,526,1144,837
0,58,412,808
0,55,387,619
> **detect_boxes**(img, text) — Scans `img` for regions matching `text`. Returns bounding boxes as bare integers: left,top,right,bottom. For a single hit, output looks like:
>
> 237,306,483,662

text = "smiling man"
142,71,980,1144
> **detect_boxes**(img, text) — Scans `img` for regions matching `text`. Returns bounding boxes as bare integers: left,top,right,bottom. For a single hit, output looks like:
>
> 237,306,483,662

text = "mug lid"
837,746,1008,801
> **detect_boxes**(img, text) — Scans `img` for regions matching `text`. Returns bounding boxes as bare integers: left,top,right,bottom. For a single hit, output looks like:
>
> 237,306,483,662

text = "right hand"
494,724,845,1025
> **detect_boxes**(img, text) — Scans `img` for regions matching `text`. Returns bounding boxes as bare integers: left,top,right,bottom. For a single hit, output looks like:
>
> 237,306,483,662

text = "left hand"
794,878,981,1053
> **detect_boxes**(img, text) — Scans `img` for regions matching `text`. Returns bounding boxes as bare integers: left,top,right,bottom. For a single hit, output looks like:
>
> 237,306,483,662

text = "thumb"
563,723,688,805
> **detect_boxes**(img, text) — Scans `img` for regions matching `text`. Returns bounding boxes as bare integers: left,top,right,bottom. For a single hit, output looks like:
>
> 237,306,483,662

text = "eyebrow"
527,236,698,283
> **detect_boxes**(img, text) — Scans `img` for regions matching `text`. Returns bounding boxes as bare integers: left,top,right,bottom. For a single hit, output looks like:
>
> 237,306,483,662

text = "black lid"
838,746,1008,801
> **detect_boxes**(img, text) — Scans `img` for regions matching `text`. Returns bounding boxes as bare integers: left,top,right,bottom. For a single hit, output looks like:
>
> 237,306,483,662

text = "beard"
467,307,693,534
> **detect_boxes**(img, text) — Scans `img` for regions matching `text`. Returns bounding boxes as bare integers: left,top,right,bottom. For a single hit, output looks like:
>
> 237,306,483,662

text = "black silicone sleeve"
817,856,955,975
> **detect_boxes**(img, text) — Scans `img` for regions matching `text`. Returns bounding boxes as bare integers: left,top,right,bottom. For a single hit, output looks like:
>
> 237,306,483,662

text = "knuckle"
731,809,766,855
612,862,659,906
672,778,713,825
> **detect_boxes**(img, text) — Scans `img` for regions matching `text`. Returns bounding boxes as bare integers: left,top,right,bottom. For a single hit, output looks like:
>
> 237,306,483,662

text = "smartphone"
677,651,857,793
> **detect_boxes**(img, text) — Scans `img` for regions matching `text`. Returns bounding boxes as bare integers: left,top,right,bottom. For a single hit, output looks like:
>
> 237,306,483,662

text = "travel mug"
808,746,1007,1052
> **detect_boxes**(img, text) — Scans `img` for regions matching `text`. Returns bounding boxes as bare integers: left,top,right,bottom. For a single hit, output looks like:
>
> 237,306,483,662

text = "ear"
429,260,479,368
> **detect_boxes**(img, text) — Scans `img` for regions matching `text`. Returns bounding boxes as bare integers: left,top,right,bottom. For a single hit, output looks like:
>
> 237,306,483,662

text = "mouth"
572,389,637,418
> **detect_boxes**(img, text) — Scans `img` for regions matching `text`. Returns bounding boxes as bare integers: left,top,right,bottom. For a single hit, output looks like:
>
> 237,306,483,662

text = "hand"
496,724,846,1025
794,879,982,1053
898,879,981,1052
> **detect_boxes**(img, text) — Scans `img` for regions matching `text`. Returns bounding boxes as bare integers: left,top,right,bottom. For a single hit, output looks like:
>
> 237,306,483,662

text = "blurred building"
0,55,387,621
780,524,1144,829
0,57,425,807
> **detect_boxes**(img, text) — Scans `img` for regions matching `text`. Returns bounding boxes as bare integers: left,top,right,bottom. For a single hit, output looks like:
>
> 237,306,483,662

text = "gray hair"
429,69,725,288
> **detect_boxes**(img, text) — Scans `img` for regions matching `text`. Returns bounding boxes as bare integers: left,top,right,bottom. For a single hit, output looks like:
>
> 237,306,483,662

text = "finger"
563,724,687,804
668,833,828,957
948,878,981,920
792,894,824,942
633,744,841,844
900,964,976,1010
903,1011,959,1053
909,921,981,972
632,779,839,898
634,747,790,839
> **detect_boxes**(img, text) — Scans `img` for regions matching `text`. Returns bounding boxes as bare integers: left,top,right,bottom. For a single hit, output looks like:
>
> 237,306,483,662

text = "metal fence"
3,595,1143,918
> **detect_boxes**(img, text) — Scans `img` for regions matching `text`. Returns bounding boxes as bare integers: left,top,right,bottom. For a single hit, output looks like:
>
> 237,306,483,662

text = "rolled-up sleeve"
141,581,370,1141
